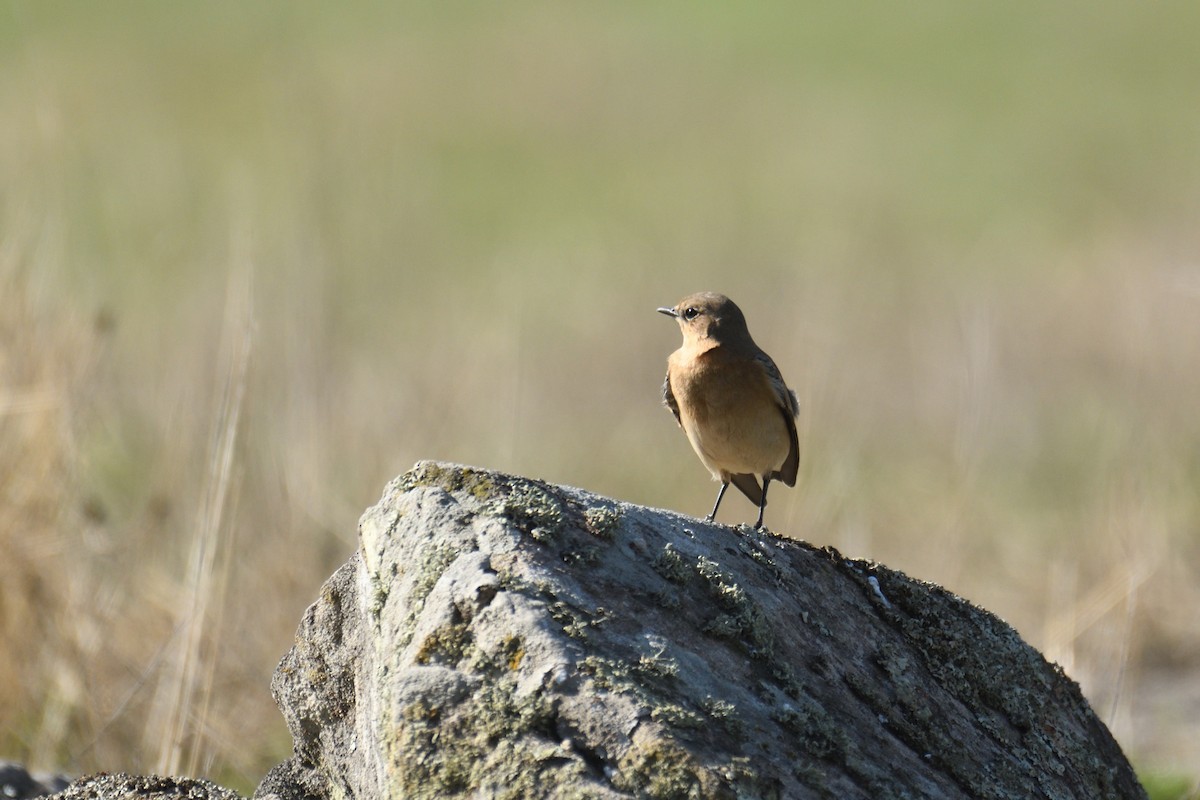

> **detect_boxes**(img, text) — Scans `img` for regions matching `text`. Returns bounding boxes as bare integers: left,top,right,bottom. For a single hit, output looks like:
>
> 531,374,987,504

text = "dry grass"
1,2,1199,795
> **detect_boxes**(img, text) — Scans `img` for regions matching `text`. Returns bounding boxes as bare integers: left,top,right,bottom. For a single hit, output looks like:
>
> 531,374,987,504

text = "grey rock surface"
258,461,1147,800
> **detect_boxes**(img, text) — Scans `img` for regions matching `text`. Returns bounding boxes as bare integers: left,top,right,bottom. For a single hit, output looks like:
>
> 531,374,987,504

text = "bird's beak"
657,307,678,318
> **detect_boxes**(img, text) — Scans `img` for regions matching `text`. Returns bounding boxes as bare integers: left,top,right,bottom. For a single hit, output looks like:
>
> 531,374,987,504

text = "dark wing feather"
776,404,800,486
730,473,764,505
754,352,801,486
662,370,682,425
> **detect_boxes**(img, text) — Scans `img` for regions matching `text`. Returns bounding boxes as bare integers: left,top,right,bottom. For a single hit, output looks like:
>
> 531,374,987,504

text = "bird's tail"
729,473,764,506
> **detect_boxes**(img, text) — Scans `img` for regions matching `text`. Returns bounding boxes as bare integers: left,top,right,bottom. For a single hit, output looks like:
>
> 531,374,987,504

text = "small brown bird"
659,292,800,529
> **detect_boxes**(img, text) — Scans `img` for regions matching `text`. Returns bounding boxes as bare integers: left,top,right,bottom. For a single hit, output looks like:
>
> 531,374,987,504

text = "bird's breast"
668,347,790,476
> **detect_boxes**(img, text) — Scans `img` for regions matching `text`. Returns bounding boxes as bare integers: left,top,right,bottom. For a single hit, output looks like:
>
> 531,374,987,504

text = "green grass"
1142,770,1200,800
2,1,1199,792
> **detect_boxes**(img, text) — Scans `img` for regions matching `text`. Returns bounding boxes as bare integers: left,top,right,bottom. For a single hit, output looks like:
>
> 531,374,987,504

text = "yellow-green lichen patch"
390,669,563,800
500,635,526,671
368,581,390,622
577,655,621,692
612,740,706,800
474,677,555,742
399,462,497,502
652,543,690,584
548,599,599,641
694,555,774,653
302,664,329,688
769,661,807,701
873,641,934,728
411,544,458,602
878,568,1073,782
579,654,657,698
577,652,714,744
488,479,566,544
769,694,847,762
649,703,703,730
400,698,444,725
583,504,622,539
736,536,781,573
414,622,473,666
637,649,680,680
395,542,460,647
559,544,601,567
699,696,744,737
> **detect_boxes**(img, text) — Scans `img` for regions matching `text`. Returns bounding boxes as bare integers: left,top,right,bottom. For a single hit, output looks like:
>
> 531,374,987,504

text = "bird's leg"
707,482,731,522
755,477,772,529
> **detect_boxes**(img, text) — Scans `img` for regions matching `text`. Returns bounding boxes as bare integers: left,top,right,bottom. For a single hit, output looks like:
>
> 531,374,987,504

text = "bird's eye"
682,307,700,321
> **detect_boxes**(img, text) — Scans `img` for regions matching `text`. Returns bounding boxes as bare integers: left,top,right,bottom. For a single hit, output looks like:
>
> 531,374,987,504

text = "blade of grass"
153,266,253,777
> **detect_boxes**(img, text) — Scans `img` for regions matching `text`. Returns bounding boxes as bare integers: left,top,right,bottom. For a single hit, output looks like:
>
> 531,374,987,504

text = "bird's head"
657,292,749,344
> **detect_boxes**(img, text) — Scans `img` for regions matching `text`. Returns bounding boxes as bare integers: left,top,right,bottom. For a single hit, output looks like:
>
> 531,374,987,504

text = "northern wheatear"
658,292,799,529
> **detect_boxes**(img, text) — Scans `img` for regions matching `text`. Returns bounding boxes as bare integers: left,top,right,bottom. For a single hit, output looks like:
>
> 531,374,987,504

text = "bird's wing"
776,404,800,487
755,352,801,487
754,352,799,417
730,473,764,506
662,370,682,425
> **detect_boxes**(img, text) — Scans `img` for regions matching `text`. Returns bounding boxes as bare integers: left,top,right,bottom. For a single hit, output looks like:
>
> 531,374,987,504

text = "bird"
658,292,799,529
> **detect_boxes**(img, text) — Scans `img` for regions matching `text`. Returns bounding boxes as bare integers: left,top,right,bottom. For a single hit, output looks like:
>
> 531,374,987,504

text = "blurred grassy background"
2,1,1199,795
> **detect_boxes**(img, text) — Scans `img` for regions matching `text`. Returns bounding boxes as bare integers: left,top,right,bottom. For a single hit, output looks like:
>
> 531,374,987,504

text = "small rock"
47,773,243,799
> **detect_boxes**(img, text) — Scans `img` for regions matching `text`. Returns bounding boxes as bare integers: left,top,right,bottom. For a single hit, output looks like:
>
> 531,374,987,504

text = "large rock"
257,461,1146,800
